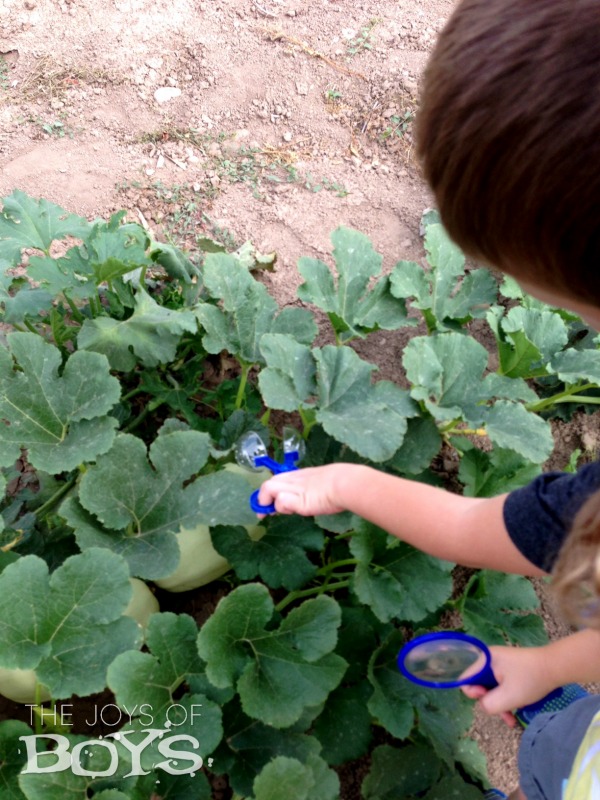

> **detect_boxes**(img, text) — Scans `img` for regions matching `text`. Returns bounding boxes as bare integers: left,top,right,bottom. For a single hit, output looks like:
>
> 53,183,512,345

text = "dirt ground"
1,0,595,796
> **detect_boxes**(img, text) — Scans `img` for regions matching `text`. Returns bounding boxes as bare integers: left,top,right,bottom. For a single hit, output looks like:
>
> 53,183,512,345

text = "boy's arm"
257,464,546,576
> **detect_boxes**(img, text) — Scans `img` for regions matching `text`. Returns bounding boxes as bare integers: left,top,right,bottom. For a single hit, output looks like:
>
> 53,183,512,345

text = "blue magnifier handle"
250,489,276,515
250,452,300,515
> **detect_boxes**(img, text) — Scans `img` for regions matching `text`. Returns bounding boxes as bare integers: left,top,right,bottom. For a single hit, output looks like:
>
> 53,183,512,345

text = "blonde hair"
553,489,600,629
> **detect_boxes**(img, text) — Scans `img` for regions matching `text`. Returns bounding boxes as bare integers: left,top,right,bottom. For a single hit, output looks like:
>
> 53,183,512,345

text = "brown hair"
553,490,600,629
417,0,600,304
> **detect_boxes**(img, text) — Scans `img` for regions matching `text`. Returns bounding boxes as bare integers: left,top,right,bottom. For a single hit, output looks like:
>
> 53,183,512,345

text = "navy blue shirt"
503,461,600,572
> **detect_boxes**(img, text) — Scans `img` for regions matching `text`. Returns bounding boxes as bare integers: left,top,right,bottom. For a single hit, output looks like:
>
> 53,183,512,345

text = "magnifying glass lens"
403,640,485,684
235,432,268,470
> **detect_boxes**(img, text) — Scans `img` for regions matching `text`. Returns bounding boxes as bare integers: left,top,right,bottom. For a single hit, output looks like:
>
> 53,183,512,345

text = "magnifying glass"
398,631,580,722
235,428,305,514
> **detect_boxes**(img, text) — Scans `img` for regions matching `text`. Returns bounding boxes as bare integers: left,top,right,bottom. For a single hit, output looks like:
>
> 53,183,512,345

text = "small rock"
145,56,163,70
283,132,293,142
154,87,181,104
295,81,309,96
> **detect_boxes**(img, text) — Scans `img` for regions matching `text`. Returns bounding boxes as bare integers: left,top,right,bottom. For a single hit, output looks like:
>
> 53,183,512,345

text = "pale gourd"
153,522,265,593
154,462,268,593
124,577,160,630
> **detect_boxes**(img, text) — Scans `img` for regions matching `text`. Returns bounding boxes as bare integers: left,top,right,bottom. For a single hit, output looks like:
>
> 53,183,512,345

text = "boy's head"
417,0,600,308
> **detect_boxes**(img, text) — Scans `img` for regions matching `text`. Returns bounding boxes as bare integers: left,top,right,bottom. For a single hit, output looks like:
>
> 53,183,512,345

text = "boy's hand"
461,645,557,727
257,464,355,517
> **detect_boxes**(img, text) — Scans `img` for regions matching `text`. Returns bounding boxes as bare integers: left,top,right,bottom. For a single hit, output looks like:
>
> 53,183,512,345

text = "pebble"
154,87,181,104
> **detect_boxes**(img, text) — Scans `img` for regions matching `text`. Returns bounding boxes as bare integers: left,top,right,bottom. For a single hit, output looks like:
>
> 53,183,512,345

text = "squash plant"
0,190,598,799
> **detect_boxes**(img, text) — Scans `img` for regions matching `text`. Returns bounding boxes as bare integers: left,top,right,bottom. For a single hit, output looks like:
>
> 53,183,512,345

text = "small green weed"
346,19,379,56
0,56,9,91
381,110,415,140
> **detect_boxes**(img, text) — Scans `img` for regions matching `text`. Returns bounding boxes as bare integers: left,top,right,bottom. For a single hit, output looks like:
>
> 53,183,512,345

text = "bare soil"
1,0,596,797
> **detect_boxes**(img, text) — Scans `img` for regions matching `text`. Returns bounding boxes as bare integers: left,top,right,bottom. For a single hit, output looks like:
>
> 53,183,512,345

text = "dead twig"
252,0,278,17
259,26,368,81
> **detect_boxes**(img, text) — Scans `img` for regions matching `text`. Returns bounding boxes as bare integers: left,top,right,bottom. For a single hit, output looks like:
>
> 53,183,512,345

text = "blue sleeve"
503,461,600,572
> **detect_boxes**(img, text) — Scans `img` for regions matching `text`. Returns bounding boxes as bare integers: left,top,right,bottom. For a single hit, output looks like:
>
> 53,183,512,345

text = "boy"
257,1,600,797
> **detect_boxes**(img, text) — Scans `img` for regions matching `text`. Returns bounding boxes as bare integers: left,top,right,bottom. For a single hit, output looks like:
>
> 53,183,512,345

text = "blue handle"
249,452,300,515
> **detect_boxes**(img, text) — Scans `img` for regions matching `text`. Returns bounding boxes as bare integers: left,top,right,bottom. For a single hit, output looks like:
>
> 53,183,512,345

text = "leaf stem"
235,362,251,410
63,292,85,323
275,579,350,613
317,558,358,576
23,318,42,336
35,475,77,518
299,407,317,439
526,382,598,413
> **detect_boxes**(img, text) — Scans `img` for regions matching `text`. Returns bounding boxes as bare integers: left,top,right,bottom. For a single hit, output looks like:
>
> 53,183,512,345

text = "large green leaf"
197,585,347,728
211,516,324,590
213,700,322,797
350,522,454,623
108,613,223,768
0,549,140,697
65,427,254,579
251,754,339,800
361,744,442,800
78,288,197,371
259,336,418,461
462,571,548,646
550,348,600,383
403,332,554,463
0,190,91,264
0,720,30,800
0,333,120,471
195,253,317,364
458,445,541,497
297,227,413,341
311,681,373,765
367,631,479,772
390,222,497,331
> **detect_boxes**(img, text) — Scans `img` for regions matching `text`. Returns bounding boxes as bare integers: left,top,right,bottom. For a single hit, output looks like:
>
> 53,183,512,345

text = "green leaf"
0,549,140,697
0,720,30,800
67,428,254,579
549,348,600,383
196,254,317,364
458,446,541,497
211,516,324,590
403,333,489,421
214,700,322,797
150,241,201,284
298,228,413,341
391,222,497,330
85,213,151,283
502,306,568,361
78,288,197,370
108,613,223,762
311,681,373,765
350,522,453,623
258,335,316,412
259,337,418,461
367,631,476,767
108,612,205,713
387,416,442,475
422,776,484,800
462,571,548,646
131,771,211,800
0,190,91,264
403,333,554,462
314,346,418,461
484,400,554,463
197,585,347,727
251,754,339,800
361,744,442,800
0,333,119,472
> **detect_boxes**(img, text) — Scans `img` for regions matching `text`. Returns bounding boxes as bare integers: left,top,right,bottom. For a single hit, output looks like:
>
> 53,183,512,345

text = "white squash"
124,577,160,630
